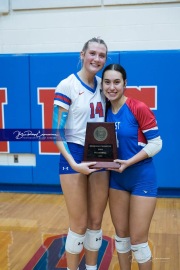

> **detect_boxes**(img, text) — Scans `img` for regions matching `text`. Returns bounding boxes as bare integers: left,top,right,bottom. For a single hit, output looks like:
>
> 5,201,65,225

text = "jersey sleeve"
127,98,160,142
54,78,72,110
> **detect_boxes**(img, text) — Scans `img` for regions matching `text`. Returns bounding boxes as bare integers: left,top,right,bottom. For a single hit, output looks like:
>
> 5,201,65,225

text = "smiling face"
102,69,126,102
81,41,107,75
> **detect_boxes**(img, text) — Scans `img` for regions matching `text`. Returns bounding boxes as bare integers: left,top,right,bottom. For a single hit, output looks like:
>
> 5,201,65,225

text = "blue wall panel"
0,51,179,193
120,50,180,188
0,55,32,184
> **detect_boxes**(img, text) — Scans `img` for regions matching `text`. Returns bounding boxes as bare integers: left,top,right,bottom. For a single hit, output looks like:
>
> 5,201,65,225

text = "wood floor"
0,192,179,270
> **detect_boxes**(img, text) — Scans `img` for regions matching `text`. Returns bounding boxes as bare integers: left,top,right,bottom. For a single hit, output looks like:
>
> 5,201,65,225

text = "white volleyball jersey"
54,73,106,146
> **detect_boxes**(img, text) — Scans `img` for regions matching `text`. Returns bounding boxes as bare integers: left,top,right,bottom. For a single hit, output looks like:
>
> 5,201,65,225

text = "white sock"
85,265,97,270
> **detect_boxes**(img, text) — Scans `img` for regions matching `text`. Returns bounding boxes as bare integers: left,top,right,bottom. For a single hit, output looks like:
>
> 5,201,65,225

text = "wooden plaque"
83,122,120,169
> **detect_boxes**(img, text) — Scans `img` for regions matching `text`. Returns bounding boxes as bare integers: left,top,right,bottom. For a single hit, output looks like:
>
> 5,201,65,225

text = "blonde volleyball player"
53,38,109,270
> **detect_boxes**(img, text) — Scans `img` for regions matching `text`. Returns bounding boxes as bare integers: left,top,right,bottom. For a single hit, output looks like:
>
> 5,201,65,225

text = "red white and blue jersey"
106,97,160,164
54,73,106,146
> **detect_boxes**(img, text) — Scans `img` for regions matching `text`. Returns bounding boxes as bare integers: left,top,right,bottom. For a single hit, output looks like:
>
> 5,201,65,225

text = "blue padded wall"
120,50,180,189
0,51,179,195
0,54,32,184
